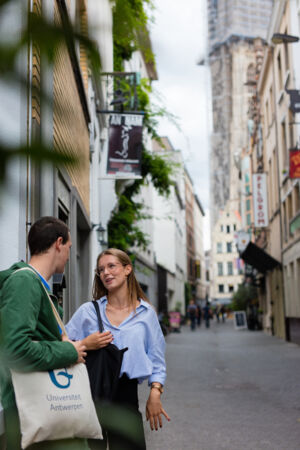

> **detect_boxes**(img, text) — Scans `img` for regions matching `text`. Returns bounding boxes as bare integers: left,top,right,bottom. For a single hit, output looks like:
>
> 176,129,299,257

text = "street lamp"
271,33,299,44
92,223,107,247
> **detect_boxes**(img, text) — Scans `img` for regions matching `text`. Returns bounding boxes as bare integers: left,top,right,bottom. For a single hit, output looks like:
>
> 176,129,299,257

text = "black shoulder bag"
85,301,128,402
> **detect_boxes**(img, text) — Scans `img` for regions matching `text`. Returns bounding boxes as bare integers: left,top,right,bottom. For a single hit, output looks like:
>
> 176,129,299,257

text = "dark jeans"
88,375,146,450
190,316,196,330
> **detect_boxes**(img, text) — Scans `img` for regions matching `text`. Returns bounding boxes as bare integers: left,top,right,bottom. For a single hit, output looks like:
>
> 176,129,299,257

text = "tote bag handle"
91,301,104,333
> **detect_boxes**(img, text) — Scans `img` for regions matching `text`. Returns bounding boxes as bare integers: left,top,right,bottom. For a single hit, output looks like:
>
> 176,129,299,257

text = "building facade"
210,203,243,304
152,137,187,314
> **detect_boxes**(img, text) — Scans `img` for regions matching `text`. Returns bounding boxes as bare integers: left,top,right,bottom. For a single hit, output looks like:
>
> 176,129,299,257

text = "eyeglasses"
95,262,123,277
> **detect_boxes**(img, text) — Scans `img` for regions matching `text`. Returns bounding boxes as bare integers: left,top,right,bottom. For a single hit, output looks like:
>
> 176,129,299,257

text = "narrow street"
139,319,300,450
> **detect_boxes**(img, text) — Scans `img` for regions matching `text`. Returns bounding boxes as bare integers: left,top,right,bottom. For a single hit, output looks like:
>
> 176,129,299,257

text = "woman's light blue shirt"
65,297,166,385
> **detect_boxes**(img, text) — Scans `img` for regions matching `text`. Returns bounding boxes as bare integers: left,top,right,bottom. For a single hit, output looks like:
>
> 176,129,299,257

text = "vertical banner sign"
252,173,269,227
107,114,143,176
289,150,300,178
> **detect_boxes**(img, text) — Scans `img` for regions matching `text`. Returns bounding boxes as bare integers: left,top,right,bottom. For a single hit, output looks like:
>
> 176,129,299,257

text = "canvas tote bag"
10,268,102,449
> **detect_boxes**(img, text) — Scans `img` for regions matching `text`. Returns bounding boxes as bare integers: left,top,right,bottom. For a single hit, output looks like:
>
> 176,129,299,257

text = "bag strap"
91,300,104,333
13,267,68,338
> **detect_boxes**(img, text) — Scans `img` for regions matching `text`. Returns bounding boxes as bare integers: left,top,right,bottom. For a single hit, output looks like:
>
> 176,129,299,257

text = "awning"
241,242,281,273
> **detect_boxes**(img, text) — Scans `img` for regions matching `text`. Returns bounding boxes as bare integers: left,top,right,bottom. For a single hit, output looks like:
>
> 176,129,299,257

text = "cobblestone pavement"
138,319,300,450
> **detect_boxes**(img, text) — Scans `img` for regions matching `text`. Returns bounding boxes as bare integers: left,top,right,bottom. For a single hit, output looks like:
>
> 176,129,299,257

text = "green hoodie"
0,262,89,450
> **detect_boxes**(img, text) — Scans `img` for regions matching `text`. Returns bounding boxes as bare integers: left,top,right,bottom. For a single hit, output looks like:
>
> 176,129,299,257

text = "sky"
149,0,212,249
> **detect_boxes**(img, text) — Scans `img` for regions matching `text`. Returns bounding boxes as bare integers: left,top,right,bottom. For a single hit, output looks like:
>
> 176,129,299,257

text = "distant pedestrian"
203,301,212,328
196,303,202,327
215,305,221,323
187,299,197,331
220,305,226,323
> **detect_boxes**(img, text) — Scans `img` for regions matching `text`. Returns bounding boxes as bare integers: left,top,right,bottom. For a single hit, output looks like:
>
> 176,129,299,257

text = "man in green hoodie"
0,216,89,450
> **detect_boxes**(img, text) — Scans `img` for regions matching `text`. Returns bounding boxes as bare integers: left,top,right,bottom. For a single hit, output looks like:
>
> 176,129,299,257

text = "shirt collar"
99,296,151,310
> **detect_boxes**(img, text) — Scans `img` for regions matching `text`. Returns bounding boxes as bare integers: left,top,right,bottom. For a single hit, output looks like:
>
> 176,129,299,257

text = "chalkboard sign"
234,311,247,330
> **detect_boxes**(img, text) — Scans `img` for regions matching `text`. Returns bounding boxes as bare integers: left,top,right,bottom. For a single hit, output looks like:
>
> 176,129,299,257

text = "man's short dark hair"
28,216,69,255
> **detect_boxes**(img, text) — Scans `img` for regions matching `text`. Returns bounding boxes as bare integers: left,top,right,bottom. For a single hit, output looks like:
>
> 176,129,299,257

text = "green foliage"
184,282,192,311
111,0,154,71
108,194,150,251
108,147,174,252
175,301,183,313
230,284,258,311
107,0,177,253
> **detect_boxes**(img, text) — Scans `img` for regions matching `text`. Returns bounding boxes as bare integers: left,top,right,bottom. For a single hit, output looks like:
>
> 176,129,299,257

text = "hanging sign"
252,173,268,227
289,149,300,178
286,89,300,114
234,230,250,253
107,114,143,176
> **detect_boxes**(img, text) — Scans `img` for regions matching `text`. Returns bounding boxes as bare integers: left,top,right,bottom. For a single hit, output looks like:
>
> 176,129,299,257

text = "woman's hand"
82,331,113,351
146,389,170,431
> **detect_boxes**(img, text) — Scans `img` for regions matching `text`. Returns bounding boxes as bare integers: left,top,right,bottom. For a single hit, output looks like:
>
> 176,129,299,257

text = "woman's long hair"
92,248,149,308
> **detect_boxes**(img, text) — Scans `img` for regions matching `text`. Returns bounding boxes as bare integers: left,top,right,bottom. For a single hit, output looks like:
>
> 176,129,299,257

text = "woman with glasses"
65,248,170,450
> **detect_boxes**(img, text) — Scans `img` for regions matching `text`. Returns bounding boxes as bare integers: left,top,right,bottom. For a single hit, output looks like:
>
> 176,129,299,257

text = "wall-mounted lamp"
92,223,108,247
271,33,299,45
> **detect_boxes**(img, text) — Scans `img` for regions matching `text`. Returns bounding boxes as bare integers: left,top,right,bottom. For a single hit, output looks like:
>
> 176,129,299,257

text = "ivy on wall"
107,0,176,252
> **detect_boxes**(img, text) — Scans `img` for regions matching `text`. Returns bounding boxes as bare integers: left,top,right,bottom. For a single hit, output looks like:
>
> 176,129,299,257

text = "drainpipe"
270,46,287,340
26,0,34,262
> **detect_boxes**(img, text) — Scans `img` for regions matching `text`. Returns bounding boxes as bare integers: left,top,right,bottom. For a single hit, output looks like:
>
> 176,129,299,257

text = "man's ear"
55,236,63,250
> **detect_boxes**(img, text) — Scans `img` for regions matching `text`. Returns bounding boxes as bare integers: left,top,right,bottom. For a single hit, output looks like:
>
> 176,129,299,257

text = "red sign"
289,150,300,178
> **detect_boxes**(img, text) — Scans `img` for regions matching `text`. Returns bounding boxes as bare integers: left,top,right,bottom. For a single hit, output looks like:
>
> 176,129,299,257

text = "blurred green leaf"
0,142,79,181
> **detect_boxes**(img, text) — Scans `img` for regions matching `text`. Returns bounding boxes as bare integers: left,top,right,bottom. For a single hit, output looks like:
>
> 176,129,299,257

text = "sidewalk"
139,319,300,450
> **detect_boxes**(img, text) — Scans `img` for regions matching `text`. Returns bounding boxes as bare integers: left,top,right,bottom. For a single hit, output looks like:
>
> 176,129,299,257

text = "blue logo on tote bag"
48,369,73,389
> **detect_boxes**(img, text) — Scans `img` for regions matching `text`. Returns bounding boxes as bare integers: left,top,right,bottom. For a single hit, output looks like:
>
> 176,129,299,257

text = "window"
281,120,287,167
277,52,283,90
220,225,224,232
217,242,222,253
226,225,230,233
247,213,251,226
227,261,233,275
189,257,194,278
229,285,234,293
227,242,232,253
284,28,289,72
217,262,223,276
195,261,201,279
233,224,237,231
246,199,251,211
283,201,288,242
218,284,224,293
294,184,300,214
289,110,294,149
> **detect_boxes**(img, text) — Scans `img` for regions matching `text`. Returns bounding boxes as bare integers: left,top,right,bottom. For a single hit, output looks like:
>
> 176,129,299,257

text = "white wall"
0,0,28,268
